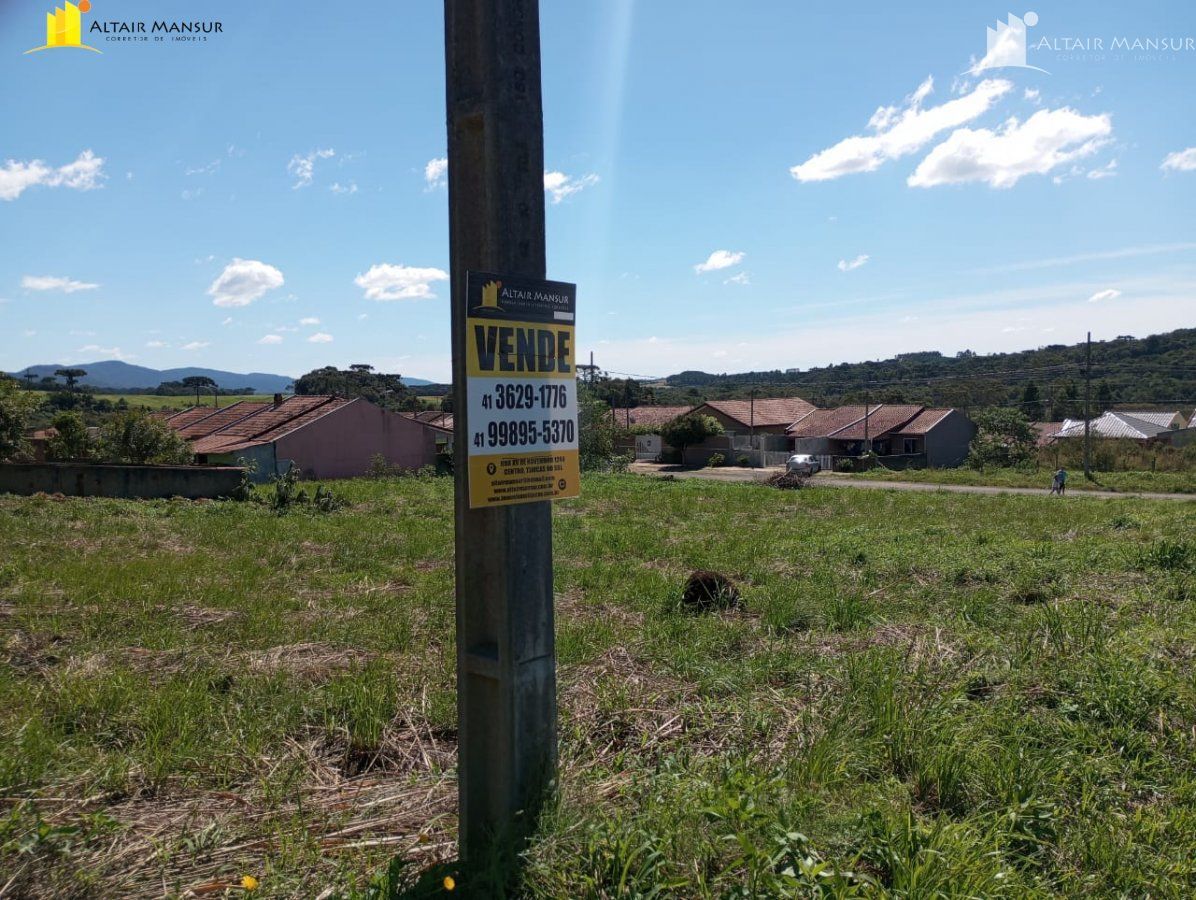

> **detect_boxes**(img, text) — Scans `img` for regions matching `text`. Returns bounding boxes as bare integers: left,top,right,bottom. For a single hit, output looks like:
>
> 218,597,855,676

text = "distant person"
1050,467,1068,495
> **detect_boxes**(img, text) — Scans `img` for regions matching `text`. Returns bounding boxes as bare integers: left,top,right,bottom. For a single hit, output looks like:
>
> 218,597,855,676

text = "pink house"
166,395,440,480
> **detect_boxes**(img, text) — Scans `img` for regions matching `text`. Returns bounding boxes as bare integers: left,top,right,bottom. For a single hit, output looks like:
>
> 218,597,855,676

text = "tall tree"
293,366,410,409
54,368,87,391
22,370,36,389
181,375,218,406
1020,380,1045,421
1096,380,1114,412
660,413,724,466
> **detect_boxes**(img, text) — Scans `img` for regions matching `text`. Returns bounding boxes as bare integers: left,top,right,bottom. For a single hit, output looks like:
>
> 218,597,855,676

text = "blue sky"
2,1,1195,383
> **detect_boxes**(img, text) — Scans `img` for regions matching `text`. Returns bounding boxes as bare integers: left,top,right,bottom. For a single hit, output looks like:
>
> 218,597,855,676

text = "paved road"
628,462,1195,502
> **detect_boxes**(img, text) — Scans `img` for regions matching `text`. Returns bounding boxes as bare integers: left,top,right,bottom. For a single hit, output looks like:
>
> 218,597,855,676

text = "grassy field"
1,476,1194,897
848,465,1196,495
27,392,268,411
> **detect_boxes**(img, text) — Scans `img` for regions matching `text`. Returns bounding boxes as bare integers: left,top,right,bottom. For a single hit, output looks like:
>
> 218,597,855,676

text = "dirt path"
628,462,1195,501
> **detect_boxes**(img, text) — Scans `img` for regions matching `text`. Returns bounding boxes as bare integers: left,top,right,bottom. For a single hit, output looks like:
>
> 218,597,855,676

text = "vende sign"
464,271,580,508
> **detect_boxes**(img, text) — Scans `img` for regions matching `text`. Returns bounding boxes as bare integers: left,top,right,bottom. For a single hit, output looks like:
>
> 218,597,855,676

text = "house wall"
923,410,976,467
273,400,438,479
205,444,281,483
791,436,833,455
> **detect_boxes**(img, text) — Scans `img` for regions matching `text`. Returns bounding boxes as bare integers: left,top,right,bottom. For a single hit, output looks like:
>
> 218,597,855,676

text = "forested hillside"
636,328,1195,417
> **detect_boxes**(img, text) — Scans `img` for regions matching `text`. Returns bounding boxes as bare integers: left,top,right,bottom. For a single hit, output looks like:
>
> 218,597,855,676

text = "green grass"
845,465,1196,494
27,391,268,410
1,476,1194,896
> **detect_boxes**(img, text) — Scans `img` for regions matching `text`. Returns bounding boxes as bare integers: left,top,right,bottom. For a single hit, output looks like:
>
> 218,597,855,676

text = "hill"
8,361,295,394
643,328,1196,416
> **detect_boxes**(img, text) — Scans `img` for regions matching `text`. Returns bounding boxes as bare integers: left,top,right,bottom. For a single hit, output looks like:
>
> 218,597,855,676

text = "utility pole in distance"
1083,331,1092,480
444,0,556,873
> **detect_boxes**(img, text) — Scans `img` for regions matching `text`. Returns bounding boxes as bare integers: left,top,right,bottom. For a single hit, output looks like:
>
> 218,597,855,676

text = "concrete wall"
0,462,244,499
924,410,977,468
274,399,438,479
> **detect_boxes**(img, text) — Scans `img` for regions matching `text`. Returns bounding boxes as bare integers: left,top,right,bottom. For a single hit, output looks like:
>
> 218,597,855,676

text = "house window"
903,438,918,454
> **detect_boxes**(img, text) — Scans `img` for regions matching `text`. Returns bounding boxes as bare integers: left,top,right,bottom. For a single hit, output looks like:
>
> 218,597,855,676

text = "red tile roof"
892,408,954,436
403,410,454,431
173,402,271,438
787,406,869,437
829,405,924,440
182,396,355,454
610,405,694,427
700,397,815,428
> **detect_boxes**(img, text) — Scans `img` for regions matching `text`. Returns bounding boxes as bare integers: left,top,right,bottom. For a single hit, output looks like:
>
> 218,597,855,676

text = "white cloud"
1024,88,1041,103
837,254,870,272
694,250,745,274
0,150,105,201
1087,159,1117,180
287,148,335,188
308,332,334,343
257,334,284,345
299,316,321,326
544,170,599,203
208,258,285,307
424,157,448,189
1088,288,1121,303
220,317,234,326
181,341,210,351
1160,147,1196,173
146,340,169,348
329,181,358,195
185,159,220,176
790,77,1012,182
909,108,1112,189
77,344,132,360
354,263,448,301
21,275,99,293
724,272,751,285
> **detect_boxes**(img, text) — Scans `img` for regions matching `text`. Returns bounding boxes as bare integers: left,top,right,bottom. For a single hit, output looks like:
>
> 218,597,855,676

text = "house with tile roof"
692,397,816,435
164,395,439,480
609,405,694,429
787,404,975,468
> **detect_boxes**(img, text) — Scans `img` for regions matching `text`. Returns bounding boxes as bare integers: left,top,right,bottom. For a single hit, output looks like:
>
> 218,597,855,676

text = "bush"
98,411,192,465
707,452,726,468
45,412,96,461
0,377,42,461
737,454,750,466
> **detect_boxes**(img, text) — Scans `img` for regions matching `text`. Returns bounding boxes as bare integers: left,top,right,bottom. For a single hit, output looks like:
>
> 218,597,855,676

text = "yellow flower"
443,875,456,891
241,875,260,891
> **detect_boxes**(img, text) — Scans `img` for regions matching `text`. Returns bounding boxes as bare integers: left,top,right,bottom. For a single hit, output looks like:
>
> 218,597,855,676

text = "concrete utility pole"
1083,331,1092,479
444,0,556,869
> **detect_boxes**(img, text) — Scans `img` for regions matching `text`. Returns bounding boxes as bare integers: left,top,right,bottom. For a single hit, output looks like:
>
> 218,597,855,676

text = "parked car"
786,453,821,476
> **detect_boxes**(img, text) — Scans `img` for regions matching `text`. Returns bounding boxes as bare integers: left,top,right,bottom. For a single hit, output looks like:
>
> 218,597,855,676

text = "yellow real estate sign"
465,271,580,508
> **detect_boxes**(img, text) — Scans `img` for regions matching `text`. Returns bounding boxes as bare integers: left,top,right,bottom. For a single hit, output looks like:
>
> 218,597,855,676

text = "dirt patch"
4,731,457,899
3,630,69,674
243,642,375,678
178,605,239,627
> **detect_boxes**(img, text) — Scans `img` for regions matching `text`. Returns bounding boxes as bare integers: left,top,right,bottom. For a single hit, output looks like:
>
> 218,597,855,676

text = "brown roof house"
788,404,975,468
609,405,694,429
166,395,439,481
693,397,816,435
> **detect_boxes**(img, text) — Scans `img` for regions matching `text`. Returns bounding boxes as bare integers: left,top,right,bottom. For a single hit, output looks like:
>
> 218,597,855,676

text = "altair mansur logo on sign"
25,0,224,54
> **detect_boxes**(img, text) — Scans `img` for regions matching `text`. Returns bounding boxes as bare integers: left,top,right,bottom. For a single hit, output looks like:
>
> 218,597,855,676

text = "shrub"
45,412,96,461
737,454,750,466
681,570,741,611
660,414,723,466
707,452,725,468
98,411,193,465
0,377,42,461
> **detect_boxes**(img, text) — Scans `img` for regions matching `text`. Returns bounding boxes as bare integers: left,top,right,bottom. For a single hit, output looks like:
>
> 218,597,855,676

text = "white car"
786,454,821,476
